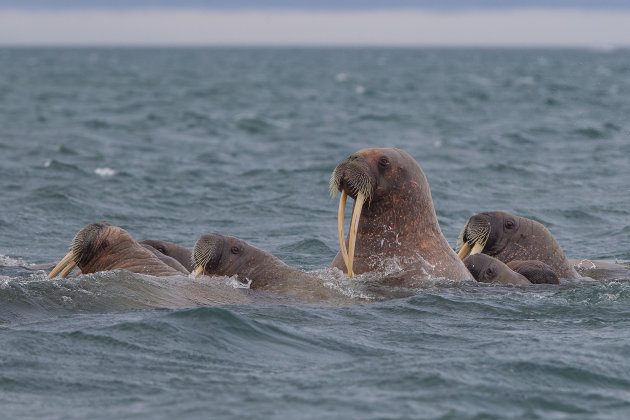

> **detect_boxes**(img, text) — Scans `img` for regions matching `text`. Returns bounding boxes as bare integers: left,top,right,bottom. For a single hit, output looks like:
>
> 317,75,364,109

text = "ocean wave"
0,255,28,267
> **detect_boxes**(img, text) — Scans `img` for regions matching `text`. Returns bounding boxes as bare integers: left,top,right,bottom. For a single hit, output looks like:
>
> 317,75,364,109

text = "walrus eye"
230,246,240,255
378,157,390,168
486,267,494,276
157,247,166,253
505,220,515,229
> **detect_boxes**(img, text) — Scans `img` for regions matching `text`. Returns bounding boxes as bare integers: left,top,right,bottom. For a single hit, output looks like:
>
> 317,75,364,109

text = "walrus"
139,239,193,272
329,148,470,280
48,222,184,278
507,260,560,285
140,243,189,274
456,211,579,278
192,233,356,304
463,254,531,285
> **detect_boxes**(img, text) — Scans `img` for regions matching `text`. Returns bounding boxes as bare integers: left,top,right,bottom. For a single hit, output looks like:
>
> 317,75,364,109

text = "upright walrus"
329,148,470,281
48,222,185,278
456,211,579,278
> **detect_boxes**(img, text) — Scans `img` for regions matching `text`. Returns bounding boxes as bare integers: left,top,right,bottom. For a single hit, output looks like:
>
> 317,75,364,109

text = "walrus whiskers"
192,241,212,277
456,221,490,259
192,234,225,278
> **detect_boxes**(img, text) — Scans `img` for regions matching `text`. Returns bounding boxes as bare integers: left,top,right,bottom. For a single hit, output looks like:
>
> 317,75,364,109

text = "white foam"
191,272,251,289
310,268,374,301
0,254,27,267
230,276,252,289
94,167,116,177
574,259,597,269
355,85,366,95
335,72,348,82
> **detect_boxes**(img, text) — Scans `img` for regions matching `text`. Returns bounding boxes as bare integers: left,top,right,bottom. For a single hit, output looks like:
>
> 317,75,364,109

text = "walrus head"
329,148,431,278
507,260,560,285
456,211,578,279
192,233,284,288
456,211,519,259
48,223,181,278
463,254,531,285
48,222,111,278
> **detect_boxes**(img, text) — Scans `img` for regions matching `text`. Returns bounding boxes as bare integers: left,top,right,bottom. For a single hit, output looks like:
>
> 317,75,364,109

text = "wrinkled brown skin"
462,211,579,279
74,224,183,277
331,148,470,281
464,254,531,285
139,239,193,272
507,260,560,285
140,243,189,274
194,233,354,304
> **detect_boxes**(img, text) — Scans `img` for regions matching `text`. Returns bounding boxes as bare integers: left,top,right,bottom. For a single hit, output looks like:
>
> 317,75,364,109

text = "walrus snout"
329,155,375,201
329,154,376,279
456,214,491,259
48,222,112,278
71,222,113,267
192,233,224,277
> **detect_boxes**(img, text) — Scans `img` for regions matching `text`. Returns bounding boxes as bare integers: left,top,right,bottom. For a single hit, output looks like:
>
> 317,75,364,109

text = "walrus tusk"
347,192,366,279
59,260,77,278
337,190,350,271
470,242,485,255
193,266,204,278
457,242,472,260
47,251,76,279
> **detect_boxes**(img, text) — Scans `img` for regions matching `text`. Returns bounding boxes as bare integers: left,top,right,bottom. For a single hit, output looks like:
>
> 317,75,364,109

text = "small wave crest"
94,167,116,177
0,254,28,267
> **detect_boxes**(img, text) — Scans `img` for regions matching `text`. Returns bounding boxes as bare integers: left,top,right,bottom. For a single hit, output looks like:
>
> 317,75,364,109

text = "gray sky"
1,3,629,46
2,1,630,11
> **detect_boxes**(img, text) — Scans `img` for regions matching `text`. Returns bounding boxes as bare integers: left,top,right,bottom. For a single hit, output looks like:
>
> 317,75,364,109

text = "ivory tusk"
347,192,366,279
457,242,472,260
47,251,75,279
193,266,204,278
470,242,485,255
337,190,350,271
58,261,77,278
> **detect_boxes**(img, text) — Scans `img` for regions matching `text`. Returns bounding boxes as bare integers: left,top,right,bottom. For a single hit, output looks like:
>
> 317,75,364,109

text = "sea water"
1,48,629,418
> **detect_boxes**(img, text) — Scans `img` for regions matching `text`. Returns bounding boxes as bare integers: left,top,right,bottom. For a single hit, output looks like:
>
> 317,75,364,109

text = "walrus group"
47,147,611,304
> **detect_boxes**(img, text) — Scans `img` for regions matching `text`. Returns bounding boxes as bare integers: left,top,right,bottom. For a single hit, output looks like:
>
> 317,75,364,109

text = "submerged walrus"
192,233,355,304
139,239,193,272
48,223,184,278
456,211,579,278
464,254,560,285
140,243,189,274
507,260,559,285
463,254,531,285
329,148,470,280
